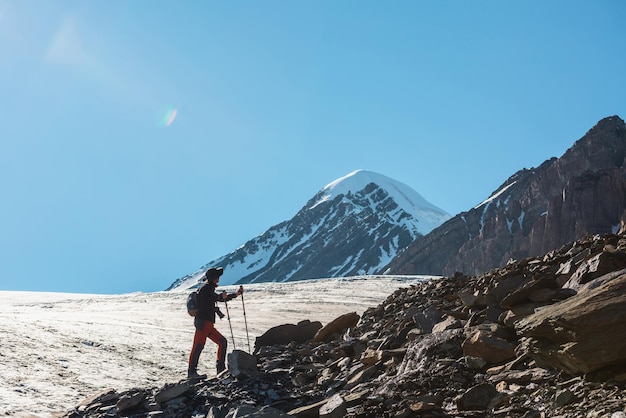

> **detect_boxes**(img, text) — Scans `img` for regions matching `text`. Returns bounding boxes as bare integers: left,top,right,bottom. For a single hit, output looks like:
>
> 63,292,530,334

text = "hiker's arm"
218,290,239,302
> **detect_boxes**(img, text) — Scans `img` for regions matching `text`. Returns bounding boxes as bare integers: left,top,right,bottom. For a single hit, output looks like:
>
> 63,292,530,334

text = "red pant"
188,319,227,371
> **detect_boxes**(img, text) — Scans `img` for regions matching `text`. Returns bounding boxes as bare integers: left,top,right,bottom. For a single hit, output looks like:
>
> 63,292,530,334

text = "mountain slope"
168,170,451,289
383,115,626,277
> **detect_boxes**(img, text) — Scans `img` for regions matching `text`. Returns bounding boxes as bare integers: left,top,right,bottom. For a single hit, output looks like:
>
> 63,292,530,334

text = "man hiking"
188,267,243,378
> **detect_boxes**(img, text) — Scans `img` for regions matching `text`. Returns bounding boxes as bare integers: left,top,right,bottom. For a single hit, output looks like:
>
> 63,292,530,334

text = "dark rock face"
66,232,626,418
385,116,626,277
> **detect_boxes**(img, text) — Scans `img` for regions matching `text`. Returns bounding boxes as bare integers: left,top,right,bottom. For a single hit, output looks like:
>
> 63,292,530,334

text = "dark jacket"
196,281,236,323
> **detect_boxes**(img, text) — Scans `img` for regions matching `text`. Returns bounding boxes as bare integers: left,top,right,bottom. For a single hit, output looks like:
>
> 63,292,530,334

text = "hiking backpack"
186,290,198,317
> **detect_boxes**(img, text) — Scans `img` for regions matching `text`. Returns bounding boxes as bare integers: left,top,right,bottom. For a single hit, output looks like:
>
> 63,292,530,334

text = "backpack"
186,291,198,317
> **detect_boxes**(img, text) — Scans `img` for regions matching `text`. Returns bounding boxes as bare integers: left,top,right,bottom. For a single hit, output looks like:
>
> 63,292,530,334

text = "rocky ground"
62,233,626,417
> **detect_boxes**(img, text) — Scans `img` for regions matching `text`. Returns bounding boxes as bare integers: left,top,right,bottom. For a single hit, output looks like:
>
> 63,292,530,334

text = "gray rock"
227,349,259,379
455,382,498,411
154,382,190,404
319,394,347,418
288,398,328,418
411,305,442,333
565,252,626,289
116,390,145,413
224,405,293,417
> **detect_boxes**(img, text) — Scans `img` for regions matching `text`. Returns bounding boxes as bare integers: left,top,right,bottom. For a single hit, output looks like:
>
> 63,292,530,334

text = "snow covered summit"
312,170,450,235
168,170,451,289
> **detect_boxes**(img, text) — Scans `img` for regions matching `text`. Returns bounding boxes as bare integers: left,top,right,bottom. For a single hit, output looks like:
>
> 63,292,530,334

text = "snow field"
0,277,429,416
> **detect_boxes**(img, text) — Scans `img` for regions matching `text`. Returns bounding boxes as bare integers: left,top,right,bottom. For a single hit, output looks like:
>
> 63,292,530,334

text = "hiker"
188,267,243,378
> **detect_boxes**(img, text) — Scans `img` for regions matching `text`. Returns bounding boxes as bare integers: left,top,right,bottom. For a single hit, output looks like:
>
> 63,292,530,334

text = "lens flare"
161,107,177,127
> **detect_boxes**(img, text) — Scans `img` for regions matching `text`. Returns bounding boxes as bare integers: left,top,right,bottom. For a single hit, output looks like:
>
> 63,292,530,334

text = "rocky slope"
66,231,626,417
385,115,626,278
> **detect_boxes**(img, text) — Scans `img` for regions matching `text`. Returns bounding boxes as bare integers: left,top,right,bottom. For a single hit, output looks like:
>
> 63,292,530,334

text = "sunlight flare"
161,107,178,127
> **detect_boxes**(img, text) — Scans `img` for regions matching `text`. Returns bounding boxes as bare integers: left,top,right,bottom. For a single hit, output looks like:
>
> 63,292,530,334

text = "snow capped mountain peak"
168,170,451,290
311,169,450,235
322,169,381,196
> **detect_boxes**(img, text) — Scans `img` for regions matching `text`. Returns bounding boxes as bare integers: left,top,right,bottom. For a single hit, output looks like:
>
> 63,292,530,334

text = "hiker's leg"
188,319,209,372
207,324,227,372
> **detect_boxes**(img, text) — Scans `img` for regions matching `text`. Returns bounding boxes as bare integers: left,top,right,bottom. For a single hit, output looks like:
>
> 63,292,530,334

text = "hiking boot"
216,361,226,373
187,369,207,380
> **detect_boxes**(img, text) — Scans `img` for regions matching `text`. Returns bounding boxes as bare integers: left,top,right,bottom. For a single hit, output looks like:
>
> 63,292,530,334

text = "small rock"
432,316,462,333
554,388,576,407
456,382,498,411
461,330,517,364
154,383,190,404
319,394,347,418
116,390,145,412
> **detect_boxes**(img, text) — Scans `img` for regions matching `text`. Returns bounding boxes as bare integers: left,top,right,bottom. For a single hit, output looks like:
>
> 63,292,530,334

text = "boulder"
455,382,498,411
432,316,462,333
254,319,322,353
564,252,626,290
461,330,517,365
227,349,259,379
578,267,626,292
411,305,442,333
515,273,626,374
457,289,488,309
314,312,359,343
77,388,118,409
345,365,378,390
500,274,559,309
116,390,145,413
319,394,347,418
154,383,190,404
288,398,328,418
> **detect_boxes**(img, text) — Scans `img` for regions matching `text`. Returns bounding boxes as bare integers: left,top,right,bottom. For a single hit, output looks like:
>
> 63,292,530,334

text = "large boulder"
227,350,259,379
563,249,626,290
461,330,517,365
314,312,360,343
515,273,626,374
254,320,322,353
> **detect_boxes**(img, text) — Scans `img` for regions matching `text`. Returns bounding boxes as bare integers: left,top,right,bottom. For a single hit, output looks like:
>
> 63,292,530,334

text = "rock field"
63,233,626,417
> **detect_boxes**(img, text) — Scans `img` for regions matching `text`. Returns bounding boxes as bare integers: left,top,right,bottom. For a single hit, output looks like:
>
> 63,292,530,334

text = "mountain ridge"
168,170,451,289
384,115,626,277
169,115,625,290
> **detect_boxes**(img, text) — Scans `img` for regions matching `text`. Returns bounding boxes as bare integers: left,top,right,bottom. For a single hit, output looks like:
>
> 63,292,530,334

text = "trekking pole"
239,286,251,352
224,299,236,349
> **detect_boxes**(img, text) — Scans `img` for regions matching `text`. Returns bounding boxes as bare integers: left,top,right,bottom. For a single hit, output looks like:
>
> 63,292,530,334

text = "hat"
204,267,224,280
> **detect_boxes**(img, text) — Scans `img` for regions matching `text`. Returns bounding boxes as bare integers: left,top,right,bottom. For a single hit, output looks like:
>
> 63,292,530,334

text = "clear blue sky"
1,1,624,294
